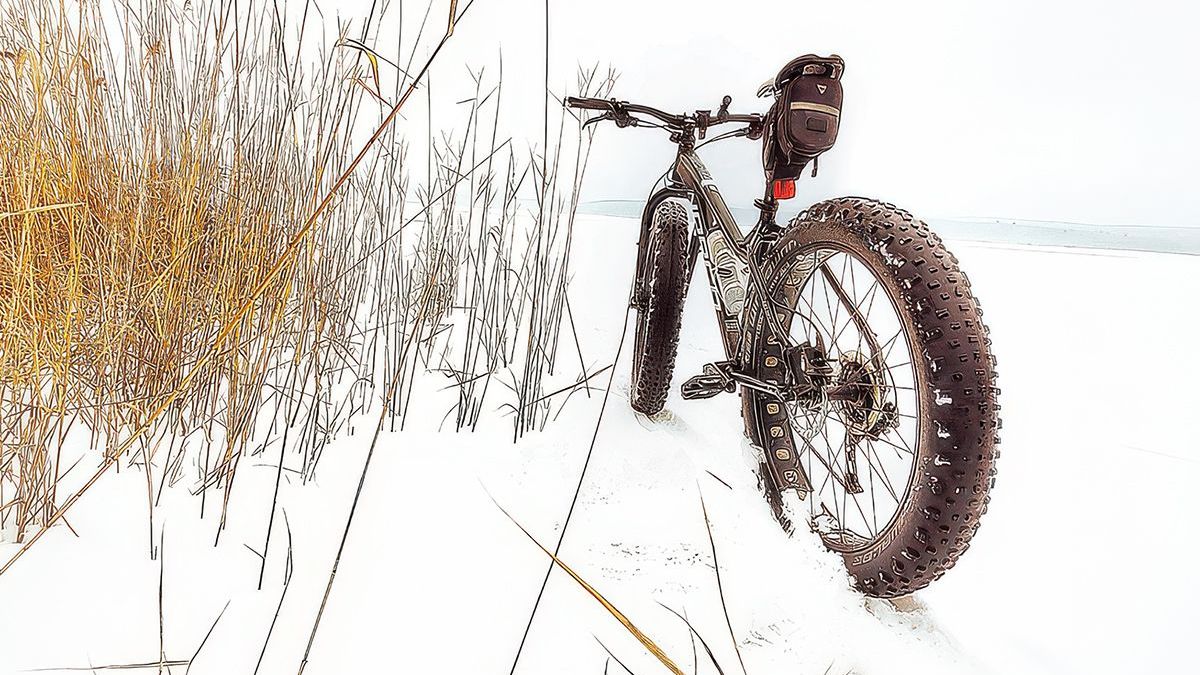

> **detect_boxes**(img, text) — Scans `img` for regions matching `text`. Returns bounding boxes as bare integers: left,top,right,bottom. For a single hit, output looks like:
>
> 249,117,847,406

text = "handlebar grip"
565,96,614,111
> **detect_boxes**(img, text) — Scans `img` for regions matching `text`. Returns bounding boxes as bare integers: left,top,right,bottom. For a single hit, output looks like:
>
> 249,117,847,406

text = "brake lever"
583,103,639,129
582,112,611,129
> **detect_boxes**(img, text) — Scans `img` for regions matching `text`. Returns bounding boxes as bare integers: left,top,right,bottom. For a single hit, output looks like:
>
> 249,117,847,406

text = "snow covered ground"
1,212,1198,674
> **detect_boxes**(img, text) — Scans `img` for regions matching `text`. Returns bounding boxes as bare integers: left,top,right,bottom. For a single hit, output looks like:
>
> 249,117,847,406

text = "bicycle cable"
695,127,751,150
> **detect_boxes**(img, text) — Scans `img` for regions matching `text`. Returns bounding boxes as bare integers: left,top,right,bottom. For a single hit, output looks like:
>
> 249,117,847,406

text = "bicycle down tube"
672,148,749,359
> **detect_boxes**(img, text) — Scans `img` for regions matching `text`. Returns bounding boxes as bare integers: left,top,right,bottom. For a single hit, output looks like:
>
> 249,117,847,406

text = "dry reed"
0,0,407,545
0,0,609,567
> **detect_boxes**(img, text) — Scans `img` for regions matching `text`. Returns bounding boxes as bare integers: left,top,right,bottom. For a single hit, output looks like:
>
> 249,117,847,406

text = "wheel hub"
834,351,898,439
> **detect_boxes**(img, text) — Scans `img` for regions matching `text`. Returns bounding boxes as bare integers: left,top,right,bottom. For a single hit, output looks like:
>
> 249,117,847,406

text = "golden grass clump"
0,0,610,559
0,0,404,541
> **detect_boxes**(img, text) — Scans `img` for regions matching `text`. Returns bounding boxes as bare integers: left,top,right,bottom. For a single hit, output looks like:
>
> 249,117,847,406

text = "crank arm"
727,370,788,398
683,362,811,402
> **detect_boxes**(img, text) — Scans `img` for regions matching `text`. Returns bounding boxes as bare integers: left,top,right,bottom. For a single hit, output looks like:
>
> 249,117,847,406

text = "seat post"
749,189,782,257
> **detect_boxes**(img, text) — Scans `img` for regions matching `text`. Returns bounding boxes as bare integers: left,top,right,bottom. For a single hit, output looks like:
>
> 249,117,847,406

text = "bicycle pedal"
681,374,725,400
681,369,735,400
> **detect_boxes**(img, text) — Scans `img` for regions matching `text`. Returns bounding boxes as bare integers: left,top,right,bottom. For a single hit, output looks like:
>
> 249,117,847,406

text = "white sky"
338,0,1199,227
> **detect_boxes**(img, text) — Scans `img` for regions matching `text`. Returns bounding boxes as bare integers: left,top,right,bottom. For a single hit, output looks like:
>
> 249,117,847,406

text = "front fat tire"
630,199,690,416
741,197,1001,597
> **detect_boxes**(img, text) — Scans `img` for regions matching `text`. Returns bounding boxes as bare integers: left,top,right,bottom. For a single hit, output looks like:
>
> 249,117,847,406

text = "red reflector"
772,179,796,200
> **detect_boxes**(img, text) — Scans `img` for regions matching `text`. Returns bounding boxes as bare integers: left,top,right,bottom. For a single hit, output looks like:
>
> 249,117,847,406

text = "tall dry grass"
0,0,354,541
0,0,609,557
423,65,617,438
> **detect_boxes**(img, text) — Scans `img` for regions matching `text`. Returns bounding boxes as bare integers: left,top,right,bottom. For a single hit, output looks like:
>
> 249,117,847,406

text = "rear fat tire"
630,199,690,416
740,197,1000,597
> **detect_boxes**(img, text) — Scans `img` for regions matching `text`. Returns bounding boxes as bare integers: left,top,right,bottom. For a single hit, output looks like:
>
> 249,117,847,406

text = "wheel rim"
781,244,922,553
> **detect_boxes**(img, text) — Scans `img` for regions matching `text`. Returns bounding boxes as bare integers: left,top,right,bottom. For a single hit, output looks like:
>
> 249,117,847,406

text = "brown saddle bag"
763,54,845,183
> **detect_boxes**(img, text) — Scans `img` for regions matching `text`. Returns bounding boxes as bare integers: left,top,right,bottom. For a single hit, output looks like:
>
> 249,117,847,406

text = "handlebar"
566,96,689,127
565,95,763,141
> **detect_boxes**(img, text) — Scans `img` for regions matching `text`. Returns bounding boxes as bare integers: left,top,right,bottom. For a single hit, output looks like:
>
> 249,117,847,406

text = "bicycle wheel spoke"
853,278,890,363
814,413,872,537
782,244,921,552
861,440,903,503
831,276,880,349
874,425,917,456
